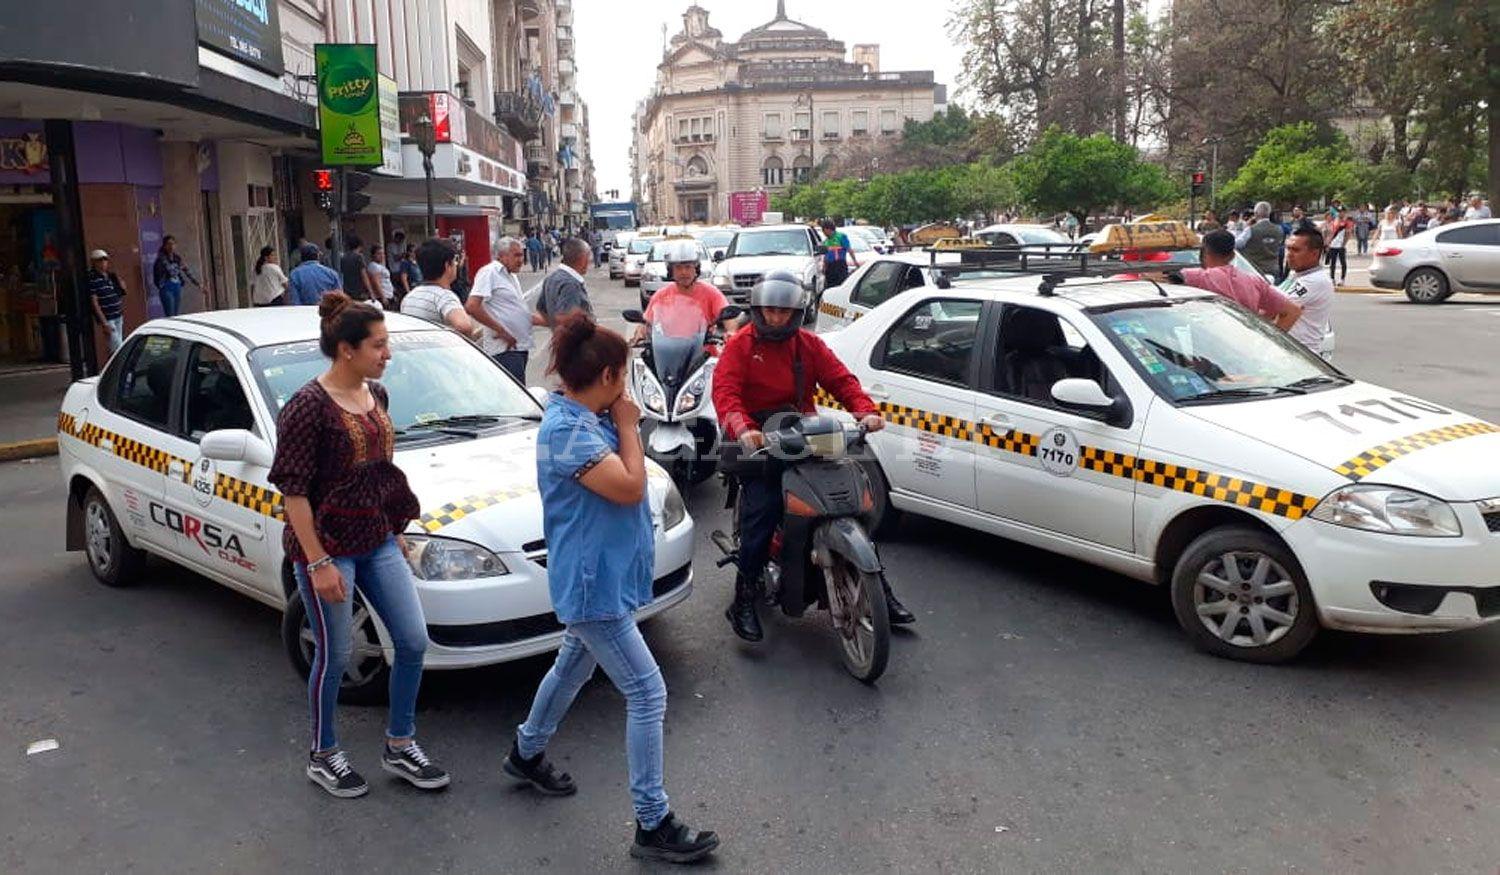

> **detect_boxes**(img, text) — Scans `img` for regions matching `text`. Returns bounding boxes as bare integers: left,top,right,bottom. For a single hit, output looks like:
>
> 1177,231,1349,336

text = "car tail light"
1121,250,1173,262
1373,247,1401,257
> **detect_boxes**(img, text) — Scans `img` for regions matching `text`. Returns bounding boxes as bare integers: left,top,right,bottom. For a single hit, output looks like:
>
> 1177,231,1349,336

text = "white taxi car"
58,310,695,700
819,270,1500,662
622,236,663,287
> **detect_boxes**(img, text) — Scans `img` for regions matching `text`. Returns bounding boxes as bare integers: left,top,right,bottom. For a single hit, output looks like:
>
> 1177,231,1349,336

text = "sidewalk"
0,365,72,461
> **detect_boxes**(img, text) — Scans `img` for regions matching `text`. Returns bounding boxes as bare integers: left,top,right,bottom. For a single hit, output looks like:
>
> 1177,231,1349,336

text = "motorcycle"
622,299,741,486
710,415,892,683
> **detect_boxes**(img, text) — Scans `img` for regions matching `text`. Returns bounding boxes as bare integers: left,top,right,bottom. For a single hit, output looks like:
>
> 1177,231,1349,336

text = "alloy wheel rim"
85,501,113,571
1411,274,1441,300
1193,551,1299,648
300,602,386,686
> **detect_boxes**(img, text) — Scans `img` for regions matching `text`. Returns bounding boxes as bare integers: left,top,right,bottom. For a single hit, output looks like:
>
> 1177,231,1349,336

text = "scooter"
710,415,892,683
621,302,741,486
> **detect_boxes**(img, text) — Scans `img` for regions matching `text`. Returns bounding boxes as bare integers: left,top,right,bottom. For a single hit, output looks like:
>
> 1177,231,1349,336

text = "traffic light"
344,170,372,215
1190,170,1206,197
312,169,335,213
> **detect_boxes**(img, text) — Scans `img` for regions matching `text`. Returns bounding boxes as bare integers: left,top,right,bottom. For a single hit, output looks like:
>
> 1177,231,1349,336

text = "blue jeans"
104,316,124,354
493,350,528,383
517,615,669,828
295,536,427,752
158,280,182,317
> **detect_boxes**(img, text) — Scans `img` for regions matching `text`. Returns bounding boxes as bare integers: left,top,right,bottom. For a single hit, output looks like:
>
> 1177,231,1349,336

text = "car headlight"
661,480,687,530
633,359,667,415
403,535,510,579
675,363,711,414
713,272,731,290
1310,485,1462,537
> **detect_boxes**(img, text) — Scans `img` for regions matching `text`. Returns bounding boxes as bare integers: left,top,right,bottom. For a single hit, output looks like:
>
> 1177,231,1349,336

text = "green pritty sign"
316,44,382,167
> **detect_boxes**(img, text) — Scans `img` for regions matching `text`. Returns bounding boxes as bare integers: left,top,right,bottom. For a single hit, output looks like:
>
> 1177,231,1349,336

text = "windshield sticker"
1187,375,1213,394
269,341,318,356
912,314,934,331
1172,326,1195,359
413,412,439,424
1038,427,1080,477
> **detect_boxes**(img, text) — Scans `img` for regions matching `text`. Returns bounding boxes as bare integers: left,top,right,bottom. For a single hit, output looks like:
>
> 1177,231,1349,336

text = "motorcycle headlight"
634,360,667,415
1310,485,1461,537
661,480,687,530
674,364,712,415
404,535,510,579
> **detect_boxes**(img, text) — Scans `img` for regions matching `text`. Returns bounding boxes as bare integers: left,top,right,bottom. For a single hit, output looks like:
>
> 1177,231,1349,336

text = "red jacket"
712,325,877,440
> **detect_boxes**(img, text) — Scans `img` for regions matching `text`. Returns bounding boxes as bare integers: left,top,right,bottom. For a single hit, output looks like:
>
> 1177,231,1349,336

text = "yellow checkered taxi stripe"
812,391,1319,520
419,484,538,533
215,474,285,519
1332,421,1500,481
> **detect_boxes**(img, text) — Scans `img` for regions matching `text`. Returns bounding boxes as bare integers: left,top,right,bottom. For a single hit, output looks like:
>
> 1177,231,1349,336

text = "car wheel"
1404,268,1450,304
1170,527,1319,663
282,588,391,705
859,460,903,539
82,486,146,587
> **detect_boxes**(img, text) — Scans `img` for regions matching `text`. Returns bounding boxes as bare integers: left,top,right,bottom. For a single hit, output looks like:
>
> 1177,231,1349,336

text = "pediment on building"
662,40,727,68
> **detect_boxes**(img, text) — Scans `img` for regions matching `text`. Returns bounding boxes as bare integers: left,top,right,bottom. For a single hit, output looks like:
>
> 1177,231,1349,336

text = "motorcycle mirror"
622,309,645,323
712,251,724,262
717,305,744,323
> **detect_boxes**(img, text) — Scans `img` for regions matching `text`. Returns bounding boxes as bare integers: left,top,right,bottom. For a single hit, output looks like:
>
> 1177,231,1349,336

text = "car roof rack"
917,243,1160,295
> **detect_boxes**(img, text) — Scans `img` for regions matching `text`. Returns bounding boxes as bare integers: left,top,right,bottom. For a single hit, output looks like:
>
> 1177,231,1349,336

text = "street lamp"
412,113,437,238
796,91,815,182
1201,135,1222,213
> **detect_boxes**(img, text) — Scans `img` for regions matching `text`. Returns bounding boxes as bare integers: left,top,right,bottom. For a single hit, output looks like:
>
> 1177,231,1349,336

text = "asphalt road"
3,273,1498,874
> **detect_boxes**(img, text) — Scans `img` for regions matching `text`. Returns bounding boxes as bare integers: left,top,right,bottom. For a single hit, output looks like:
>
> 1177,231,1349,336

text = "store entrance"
0,191,66,368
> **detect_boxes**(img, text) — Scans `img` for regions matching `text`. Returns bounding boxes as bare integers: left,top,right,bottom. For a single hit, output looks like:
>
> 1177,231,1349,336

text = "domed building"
633,1,944,224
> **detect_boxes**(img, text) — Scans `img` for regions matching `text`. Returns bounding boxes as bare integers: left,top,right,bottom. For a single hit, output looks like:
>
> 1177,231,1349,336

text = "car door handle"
866,386,890,400
979,414,1012,429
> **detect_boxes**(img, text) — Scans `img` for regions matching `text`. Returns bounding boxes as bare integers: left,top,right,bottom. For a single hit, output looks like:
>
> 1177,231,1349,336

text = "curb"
1335,285,1387,295
0,438,59,463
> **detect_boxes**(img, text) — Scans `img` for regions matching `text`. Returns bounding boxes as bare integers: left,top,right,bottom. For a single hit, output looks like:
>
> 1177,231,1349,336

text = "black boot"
883,579,916,625
724,574,764,642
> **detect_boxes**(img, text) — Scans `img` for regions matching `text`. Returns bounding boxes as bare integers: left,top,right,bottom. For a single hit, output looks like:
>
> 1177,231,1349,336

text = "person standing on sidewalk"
1323,211,1353,286
535,238,595,327
152,235,200,317
268,292,449,799
1234,202,1285,279
86,249,127,354
251,246,288,307
503,315,720,864
367,244,396,308
466,236,538,382
1278,225,1336,359
1352,205,1373,255
399,238,476,335
339,235,378,302
289,243,343,305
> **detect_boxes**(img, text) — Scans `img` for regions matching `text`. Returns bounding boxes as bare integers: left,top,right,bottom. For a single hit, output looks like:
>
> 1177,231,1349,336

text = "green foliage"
1003,127,1176,221
1347,162,1414,208
1218,123,1358,207
766,160,1020,226
901,105,976,149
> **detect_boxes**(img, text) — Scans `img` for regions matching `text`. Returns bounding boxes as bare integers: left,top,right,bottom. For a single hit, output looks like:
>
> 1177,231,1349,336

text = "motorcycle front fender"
648,421,695,455
813,517,883,575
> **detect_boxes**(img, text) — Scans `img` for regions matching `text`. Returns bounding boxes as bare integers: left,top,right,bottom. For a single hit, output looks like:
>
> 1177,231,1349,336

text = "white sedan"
818,273,1500,661
58,309,694,701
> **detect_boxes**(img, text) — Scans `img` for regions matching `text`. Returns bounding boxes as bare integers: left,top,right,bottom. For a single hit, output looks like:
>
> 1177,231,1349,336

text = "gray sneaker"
381,740,451,790
307,749,368,799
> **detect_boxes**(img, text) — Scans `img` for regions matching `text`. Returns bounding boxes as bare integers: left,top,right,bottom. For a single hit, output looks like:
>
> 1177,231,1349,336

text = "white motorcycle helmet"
662,239,701,282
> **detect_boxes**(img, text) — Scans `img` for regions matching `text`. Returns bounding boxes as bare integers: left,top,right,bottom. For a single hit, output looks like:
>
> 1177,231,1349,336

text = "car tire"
1404,268,1451,304
282,588,391,706
82,486,147,587
859,460,903,539
1169,527,1319,663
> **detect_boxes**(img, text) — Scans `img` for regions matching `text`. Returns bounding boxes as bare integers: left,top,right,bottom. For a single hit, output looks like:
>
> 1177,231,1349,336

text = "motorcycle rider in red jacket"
712,271,916,641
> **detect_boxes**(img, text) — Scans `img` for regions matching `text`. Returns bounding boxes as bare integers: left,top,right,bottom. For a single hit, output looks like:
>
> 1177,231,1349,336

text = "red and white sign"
729,190,768,225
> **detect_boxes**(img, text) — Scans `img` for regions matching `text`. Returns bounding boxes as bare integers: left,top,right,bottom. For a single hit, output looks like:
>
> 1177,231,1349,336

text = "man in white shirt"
1464,196,1492,220
399,238,475,335
1277,225,1335,358
465,236,537,381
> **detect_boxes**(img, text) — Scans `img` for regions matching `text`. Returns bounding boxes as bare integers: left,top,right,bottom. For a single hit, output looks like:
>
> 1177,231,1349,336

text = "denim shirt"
537,393,654,624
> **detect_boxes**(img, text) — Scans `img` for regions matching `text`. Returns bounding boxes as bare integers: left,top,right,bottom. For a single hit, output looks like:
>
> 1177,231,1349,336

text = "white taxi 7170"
58,310,694,701
819,272,1500,662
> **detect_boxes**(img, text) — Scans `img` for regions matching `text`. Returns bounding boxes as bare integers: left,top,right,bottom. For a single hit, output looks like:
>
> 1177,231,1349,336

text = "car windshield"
612,232,636,247
728,229,812,257
629,239,658,255
649,240,705,261
1113,248,1264,277
1091,297,1342,404
700,230,736,247
249,330,540,441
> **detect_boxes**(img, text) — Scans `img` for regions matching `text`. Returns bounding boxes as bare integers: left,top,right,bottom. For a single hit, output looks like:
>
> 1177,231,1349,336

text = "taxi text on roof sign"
1089,220,1200,254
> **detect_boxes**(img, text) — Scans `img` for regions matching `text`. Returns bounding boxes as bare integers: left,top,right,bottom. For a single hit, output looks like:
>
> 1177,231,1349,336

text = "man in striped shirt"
86,249,127,354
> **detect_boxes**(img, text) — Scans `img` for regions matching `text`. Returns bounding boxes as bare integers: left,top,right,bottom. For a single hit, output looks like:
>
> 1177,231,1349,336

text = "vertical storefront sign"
376,76,403,176
315,44,382,167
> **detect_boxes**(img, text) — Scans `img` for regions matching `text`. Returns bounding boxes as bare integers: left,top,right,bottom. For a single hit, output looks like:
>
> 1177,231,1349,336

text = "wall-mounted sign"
729,190,769,225
375,75,403,176
197,0,285,75
316,44,382,167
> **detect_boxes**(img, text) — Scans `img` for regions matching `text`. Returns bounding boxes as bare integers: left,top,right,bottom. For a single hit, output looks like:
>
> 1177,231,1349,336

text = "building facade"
633,1,942,225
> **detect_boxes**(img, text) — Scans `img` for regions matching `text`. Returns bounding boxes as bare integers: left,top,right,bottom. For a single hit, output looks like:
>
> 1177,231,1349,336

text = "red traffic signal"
1191,171,1206,185
312,169,335,192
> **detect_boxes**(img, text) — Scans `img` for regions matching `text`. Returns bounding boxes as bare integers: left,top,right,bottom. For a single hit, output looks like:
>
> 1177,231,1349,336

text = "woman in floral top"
268,292,448,799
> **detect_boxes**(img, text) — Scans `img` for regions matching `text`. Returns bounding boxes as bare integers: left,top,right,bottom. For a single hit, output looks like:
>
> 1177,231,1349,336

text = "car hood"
719,255,814,274
394,427,673,551
1181,382,1500,501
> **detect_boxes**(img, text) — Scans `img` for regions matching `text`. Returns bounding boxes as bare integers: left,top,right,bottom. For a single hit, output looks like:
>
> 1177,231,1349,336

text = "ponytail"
547,314,628,392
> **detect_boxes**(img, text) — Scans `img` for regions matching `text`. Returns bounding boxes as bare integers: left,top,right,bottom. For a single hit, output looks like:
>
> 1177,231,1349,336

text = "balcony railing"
559,58,575,76
496,89,542,140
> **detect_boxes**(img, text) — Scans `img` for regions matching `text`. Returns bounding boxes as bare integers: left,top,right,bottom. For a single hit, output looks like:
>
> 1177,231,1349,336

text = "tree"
1004,127,1175,222
1218,122,1357,207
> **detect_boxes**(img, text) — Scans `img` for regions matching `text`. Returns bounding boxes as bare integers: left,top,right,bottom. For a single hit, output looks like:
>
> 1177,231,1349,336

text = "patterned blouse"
268,379,420,565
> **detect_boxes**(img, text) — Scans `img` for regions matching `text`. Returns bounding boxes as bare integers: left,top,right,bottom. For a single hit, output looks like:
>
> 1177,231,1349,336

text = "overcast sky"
573,0,967,198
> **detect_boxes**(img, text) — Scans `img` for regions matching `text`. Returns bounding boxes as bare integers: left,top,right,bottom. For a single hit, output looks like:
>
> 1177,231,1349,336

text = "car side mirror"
200,429,274,468
1051,378,1130,426
528,386,551,407
712,251,724,262
622,309,645,323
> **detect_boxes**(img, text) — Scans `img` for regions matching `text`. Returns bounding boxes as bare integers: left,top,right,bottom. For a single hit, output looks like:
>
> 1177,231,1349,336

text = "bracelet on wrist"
306,555,334,572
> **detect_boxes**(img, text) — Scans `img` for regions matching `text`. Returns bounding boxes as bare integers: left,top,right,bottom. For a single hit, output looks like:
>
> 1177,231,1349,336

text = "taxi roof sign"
1088,220,1200,253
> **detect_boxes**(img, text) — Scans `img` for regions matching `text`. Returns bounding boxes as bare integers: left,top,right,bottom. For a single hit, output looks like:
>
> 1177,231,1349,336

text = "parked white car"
818,270,1500,662
608,231,639,279
622,236,662,287
58,310,695,700
1369,218,1500,303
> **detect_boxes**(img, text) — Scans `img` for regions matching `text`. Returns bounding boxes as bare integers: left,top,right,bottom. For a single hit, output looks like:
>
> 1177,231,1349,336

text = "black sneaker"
381,740,451,790
630,811,720,864
502,739,577,796
306,749,368,799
